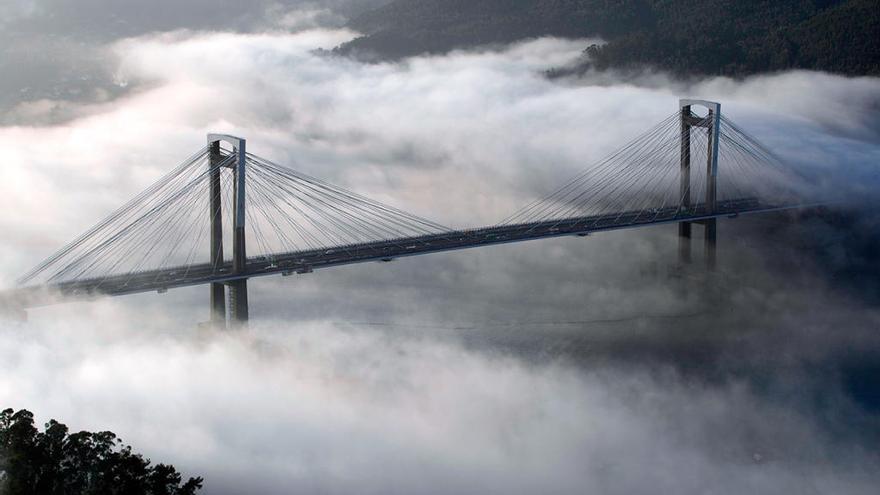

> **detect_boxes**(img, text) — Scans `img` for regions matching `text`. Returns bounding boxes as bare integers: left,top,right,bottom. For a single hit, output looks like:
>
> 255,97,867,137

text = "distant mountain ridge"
335,0,880,77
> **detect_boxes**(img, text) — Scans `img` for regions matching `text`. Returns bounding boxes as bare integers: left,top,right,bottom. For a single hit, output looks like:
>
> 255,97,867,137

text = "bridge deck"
4,198,797,308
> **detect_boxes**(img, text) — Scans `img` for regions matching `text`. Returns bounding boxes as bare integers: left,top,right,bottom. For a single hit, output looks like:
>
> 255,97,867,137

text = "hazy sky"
1,2,880,494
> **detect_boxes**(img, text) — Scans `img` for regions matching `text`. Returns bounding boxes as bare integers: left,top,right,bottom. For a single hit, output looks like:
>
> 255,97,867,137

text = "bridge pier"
678,99,720,270
678,222,692,263
228,280,248,322
704,218,717,270
207,133,249,327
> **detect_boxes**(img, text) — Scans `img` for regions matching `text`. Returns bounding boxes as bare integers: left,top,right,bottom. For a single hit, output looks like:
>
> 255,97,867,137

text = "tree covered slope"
335,0,880,76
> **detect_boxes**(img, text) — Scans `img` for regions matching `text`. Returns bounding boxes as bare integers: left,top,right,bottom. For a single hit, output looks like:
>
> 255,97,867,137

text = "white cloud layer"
2,316,878,495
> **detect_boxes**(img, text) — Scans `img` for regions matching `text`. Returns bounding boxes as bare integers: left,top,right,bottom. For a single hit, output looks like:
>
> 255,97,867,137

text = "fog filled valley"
1,1,880,494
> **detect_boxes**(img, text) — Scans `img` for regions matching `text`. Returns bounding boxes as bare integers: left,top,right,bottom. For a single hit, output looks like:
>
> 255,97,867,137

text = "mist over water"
4,289,880,495
2,12,880,495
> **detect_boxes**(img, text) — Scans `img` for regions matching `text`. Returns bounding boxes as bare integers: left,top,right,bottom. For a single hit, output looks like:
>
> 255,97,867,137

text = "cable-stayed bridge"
1,100,819,325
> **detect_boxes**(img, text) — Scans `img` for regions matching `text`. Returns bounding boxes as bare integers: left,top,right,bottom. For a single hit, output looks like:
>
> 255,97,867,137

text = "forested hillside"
335,0,880,76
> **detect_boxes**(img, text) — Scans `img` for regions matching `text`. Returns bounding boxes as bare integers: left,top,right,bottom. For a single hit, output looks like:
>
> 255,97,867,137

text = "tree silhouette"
0,408,202,495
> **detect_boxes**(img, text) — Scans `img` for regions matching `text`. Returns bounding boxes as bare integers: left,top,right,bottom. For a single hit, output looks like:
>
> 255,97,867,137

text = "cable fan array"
500,110,806,226
18,148,450,287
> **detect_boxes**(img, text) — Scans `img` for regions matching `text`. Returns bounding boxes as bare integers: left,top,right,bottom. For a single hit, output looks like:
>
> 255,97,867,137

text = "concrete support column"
227,280,248,322
209,141,226,326
704,218,717,270
678,222,692,264
704,106,720,271
679,104,692,265
230,137,248,326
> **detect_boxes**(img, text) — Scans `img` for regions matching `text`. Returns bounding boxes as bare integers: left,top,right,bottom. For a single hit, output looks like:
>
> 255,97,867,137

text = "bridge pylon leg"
209,141,226,328
210,283,226,326
228,279,249,324
230,145,249,326
704,218,717,270
678,102,692,266
678,222,692,264
703,101,720,272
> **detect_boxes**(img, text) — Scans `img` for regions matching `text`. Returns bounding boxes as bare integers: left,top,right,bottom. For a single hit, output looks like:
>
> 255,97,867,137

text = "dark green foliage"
0,409,202,495
335,0,880,76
